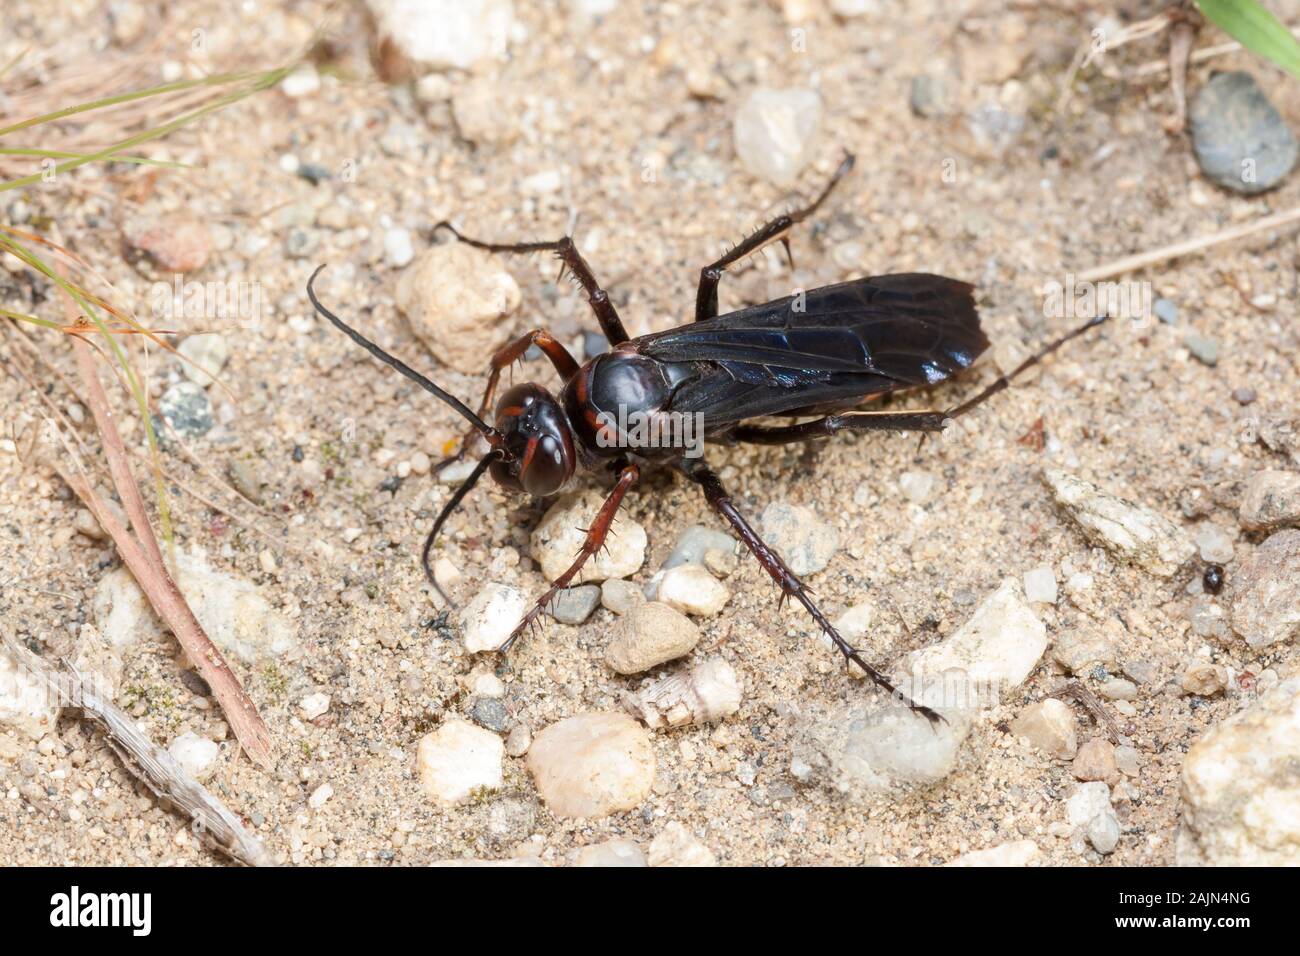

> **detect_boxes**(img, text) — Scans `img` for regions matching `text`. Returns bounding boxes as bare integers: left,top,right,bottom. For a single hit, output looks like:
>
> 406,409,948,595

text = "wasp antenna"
307,265,497,441
422,449,502,595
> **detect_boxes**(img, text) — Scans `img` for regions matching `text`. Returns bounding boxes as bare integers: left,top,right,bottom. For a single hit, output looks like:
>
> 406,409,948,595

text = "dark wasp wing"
636,273,989,426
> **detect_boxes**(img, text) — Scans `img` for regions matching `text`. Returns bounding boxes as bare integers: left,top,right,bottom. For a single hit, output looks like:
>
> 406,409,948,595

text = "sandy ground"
1,0,1298,866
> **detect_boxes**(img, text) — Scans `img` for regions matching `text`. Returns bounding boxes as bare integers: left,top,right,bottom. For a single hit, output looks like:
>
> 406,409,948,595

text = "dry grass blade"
1076,205,1300,281
2,636,271,866
52,455,275,769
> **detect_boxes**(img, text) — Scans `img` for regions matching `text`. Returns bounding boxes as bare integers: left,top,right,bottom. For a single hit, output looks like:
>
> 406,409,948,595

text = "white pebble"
656,564,730,617
299,692,330,720
384,227,414,268
1023,565,1058,604
526,712,654,819
167,732,219,781
416,719,504,806
460,583,529,653
733,87,822,187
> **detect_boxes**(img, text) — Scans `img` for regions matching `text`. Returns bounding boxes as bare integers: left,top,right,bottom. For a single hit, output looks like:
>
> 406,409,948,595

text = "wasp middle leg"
694,152,855,323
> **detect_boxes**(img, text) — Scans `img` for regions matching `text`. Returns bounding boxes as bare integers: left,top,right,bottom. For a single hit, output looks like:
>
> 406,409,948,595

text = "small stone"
1087,811,1121,854
531,490,646,583
1188,597,1232,644
600,578,645,614
1066,781,1112,827
283,227,318,259
384,227,414,268
623,657,743,730
178,333,230,385
896,578,1046,712
909,72,953,118
299,692,330,720
227,461,262,508
1022,565,1058,604
460,583,528,654
1178,676,1300,863
1239,469,1300,531
1072,737,1118,783
732,87,822,187
549,584,601,625
504,724,531,757
1184,332,1219,366
1233,387,1257,405
1228,529,1300,647
167,732,219,781
1153,297,1178,324
1181,663,1229,697
898,470,936,504
73,508,106,541
464,666,505,698
368,0,514,74
416,719,504,807
833,602,874,642
605,602,701,675
308,782,334,809
1115,745,1141,777
792,702,971,798
1194,522,1235,563
657,564,730,617
1189,71,1297,194
526,712,654,819
575,838,646,867
123,215,211,273
395,243,521,374
758,502,839,576
1043,468,1195,577
451,77,518,145
432,557,461,593
647,821,717,866
662,525,736,570
944,840,1039,867
1051,631,1116,675
468,697,510,733
1098,678,1137,701
158,382,213,440
1010,699,1077,759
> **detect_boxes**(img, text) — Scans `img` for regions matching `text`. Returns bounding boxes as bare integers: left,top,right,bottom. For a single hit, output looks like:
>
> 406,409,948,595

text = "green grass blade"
0,66,290,194
0,70,268,138
0,147,192,168
1196,0,1300,79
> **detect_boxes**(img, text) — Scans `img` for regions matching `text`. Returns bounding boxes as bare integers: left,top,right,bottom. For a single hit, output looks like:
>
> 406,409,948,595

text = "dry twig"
2,636,271,866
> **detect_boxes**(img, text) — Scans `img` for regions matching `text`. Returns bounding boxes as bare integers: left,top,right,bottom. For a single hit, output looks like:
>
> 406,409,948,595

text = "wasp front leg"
498,462,639,653
435,328,580,472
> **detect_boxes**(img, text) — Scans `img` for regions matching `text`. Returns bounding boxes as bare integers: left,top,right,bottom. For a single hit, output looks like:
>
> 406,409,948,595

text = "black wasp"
307,154,1106,722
